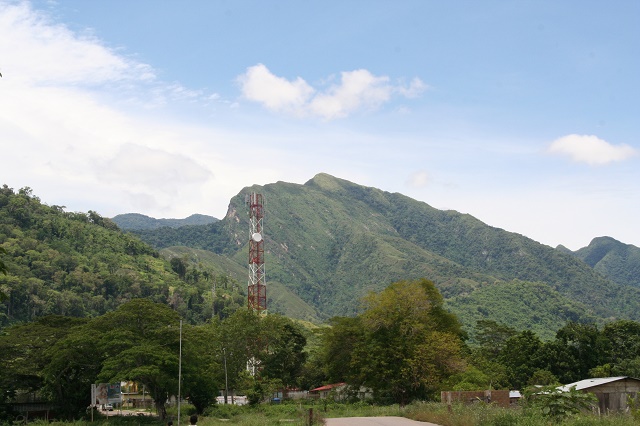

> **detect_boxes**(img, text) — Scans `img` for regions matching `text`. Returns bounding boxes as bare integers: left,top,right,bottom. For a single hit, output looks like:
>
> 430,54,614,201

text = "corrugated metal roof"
558,376,631,392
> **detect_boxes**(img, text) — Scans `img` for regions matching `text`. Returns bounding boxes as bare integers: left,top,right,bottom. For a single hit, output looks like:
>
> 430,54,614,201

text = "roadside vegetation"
10,398,640,426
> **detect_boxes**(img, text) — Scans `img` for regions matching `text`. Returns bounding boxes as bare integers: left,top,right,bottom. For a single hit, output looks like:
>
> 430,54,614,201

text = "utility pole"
223,348,229,404
178,320,182,425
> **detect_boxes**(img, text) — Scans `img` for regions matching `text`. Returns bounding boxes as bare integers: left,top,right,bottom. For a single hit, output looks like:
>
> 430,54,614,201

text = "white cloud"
548,134,637,165
237,63,314,114
396,77,429,98
309,69,393,119
96,143,213,211
98,143,212,188
0,2,150,86
0,2,223,217
406,170,431,188
237,64,426,120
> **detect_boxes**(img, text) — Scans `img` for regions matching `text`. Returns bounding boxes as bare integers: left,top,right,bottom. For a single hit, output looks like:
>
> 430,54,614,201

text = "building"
558,376,640,413
309,383,372,401
309,383,347,400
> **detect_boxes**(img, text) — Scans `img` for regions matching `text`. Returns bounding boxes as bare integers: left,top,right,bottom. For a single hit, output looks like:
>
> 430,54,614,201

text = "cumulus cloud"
237,63,314,115
548,134,637,165
237,64,426,120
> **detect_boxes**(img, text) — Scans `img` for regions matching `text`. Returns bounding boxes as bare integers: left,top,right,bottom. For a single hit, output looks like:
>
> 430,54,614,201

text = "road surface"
325,417,440,425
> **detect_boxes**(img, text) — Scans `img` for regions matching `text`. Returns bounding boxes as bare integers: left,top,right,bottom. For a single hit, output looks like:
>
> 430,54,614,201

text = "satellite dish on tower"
252,232,262,242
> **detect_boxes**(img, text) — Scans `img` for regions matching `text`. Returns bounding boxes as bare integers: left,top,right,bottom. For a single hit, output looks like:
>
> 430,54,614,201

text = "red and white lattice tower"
247,192,266,313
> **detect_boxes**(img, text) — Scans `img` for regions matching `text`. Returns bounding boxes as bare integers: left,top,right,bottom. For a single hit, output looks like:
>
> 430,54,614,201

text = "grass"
11,401,640,426
403,401,640,426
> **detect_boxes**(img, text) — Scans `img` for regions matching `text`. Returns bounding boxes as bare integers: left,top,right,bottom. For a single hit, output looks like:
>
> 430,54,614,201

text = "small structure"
558,376,640,413
309,383,346,400
309,383,373,401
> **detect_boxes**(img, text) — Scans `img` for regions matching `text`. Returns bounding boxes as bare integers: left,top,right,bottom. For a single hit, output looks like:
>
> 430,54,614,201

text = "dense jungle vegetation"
0,185,243,326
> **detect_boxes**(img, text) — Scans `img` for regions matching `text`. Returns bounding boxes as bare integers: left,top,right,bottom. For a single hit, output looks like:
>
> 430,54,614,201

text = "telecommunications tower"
247,192,266,313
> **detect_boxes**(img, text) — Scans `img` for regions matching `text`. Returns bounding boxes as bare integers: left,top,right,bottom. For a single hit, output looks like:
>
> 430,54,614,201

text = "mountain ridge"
124,173,640,337
112,213,218,230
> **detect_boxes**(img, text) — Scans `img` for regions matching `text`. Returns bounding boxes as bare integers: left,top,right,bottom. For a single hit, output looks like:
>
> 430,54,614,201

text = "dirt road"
325,417,440,425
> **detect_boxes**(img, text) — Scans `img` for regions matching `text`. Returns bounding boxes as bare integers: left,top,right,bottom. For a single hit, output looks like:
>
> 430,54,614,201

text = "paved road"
325,417,440,425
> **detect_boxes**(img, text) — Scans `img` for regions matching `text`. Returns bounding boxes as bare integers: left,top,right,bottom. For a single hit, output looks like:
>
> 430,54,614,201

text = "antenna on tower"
247,192,266,313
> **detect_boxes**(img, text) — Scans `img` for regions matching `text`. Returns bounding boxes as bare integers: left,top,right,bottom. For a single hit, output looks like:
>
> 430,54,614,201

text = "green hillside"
128,173,640,335
571,236,640,289
0,185,238,327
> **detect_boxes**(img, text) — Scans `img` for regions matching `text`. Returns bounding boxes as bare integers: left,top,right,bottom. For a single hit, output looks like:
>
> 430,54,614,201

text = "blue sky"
1,0,638,250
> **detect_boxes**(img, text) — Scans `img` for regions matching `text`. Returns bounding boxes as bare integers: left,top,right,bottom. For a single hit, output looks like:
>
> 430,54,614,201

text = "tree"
602,320,640,364
260,315,307,389
91,299,181,419
43,321,103,418
474,319,517,357
324,279,465,404
170,257,188,279
554,322,607,381
499,330,544,389
217,309,263,401
181,322,222,414
322,316,364,383
0,246,7,275
0,246,7,302
0,316,89,418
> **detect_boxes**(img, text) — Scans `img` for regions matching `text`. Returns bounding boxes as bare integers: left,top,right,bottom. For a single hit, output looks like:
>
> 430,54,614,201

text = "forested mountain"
111,212,217,230
3,176,640,338
569,236,640,289
0,185,243,327
128,173,640,338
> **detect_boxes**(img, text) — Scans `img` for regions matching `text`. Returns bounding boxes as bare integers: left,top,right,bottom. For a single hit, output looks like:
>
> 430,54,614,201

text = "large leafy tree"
602,320,640,364
553,322,608,381
43,320,103,418
498,330,544,389
322,316,364,384
323,278,465,404
260,314,307,389
0,315,88,411
91,299,182,420
181,322,222,414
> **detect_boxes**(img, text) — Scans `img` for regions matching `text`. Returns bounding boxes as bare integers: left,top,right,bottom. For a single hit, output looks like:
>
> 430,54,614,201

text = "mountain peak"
305,173,347,191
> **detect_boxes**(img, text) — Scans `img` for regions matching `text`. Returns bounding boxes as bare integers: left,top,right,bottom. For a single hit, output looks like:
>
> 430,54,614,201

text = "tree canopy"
322,278,466,404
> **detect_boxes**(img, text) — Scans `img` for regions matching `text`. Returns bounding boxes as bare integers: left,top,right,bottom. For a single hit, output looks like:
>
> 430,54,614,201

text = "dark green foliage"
260,316,307,388
498,330,545,389
111,213,217,230
0,316,89,408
